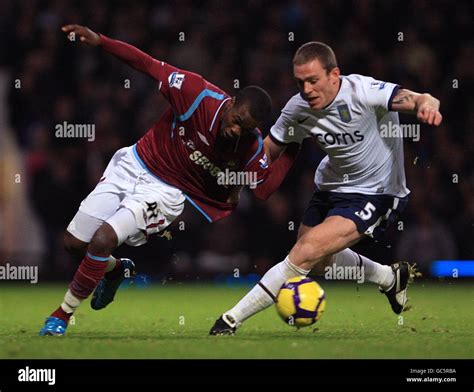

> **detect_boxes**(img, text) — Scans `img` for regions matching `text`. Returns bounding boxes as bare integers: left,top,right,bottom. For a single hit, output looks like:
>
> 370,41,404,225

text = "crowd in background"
1,0,472,279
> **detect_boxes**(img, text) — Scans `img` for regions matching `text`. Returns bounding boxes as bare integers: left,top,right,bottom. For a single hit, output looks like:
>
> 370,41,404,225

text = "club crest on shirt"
168,72,185,89
259,154,269,169
370,81,386,90
337,104,352,123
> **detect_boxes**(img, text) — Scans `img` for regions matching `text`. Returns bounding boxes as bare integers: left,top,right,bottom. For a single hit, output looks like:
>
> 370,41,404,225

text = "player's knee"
88,224,118,255
64,231,88,258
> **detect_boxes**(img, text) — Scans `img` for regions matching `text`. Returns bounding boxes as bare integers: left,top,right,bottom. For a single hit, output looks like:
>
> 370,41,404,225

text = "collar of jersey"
316,76,347,112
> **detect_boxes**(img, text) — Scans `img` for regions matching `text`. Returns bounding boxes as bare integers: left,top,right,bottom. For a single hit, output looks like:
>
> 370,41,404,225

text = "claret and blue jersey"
135,64,267,222
99,34,268,222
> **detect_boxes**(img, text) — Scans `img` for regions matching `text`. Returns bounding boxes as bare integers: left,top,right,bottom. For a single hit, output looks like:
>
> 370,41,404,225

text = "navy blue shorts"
302,191,408,240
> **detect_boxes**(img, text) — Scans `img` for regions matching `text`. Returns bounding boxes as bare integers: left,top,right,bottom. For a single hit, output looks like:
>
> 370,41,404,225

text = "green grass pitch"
0,280,472,359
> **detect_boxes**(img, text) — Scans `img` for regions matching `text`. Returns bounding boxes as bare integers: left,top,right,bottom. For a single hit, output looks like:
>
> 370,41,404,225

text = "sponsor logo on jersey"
189,150,224,178
168,72,185,89
370,81,386,90
337,104,352,123
314,130,364,146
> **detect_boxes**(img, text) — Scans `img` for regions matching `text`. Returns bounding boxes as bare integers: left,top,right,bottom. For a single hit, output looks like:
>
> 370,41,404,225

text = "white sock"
327,248,394,289
224,256,310,326
105,256,117,273
60,289,84,314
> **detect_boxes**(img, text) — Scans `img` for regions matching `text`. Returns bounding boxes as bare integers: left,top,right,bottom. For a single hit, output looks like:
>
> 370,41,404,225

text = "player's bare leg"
295,221,417,313
210,216,360,334
39,222,131,336
289,218,397,286
210,216,413,335
63,231,88,262
64,231,124,275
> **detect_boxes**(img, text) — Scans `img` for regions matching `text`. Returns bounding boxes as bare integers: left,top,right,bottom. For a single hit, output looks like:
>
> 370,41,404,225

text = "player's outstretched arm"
61,24,161,80
61,24,101,46
264,136,287,164
251,138,299,201
391,88,443,126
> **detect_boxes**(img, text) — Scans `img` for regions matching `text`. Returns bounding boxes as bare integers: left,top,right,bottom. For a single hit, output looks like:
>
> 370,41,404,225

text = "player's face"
294,59,340,110
220,103,258,139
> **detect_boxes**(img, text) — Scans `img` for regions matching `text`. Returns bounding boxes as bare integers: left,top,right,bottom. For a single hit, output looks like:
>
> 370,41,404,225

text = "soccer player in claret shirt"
39,24,297,336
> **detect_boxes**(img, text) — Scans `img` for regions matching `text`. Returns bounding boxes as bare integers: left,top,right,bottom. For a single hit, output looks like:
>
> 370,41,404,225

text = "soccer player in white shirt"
210,41,443,335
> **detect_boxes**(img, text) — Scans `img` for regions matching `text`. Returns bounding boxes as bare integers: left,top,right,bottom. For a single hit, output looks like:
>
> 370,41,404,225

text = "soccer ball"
276,276,326,328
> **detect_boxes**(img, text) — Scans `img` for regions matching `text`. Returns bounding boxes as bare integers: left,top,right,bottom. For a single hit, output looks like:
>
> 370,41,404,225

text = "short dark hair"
235,86,272,123
293,42,337,72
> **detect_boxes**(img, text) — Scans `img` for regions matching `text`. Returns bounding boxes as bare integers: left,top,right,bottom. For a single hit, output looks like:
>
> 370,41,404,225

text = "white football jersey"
270,74,410,197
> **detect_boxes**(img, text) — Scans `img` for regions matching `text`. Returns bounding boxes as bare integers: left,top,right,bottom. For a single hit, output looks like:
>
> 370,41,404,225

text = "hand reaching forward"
61,24,101,46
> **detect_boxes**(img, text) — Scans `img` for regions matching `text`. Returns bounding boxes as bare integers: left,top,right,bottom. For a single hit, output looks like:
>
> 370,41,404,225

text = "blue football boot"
91,258,136,310
39,317,67,336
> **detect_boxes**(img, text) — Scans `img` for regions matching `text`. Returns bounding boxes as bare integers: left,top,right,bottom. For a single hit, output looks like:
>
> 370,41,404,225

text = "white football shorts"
67,145,185,247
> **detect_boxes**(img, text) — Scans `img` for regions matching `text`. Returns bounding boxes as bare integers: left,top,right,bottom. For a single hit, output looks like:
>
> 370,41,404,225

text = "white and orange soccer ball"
276,276,326,328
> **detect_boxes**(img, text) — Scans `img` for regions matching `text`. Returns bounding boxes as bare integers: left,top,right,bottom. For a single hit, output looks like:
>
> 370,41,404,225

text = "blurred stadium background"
0,0,472,282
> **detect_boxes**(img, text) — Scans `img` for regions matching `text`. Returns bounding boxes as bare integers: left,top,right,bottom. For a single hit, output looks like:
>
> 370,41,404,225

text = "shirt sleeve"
251,142,299,201
157,66,213,116
99,34,212,114
269,97,309,145
358,76,400,112
243,130,269,186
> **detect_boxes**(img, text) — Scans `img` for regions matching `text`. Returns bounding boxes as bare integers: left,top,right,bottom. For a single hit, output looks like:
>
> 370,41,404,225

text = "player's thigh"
289,215,362,269
66,147,135,243
63,230,88,260
66,188,122,244
107,181,186,247
296,192,408,271
297,190,333,241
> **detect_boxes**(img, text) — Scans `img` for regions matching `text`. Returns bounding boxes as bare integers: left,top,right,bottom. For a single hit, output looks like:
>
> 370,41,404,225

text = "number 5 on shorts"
355,202,376,221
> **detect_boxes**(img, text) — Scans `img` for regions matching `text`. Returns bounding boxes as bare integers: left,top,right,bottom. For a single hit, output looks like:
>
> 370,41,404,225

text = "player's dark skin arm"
61,24,160,79
251,138,299,201
228,138,298,203
61,24,101,46
264,136,286,164
391,88,443,126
